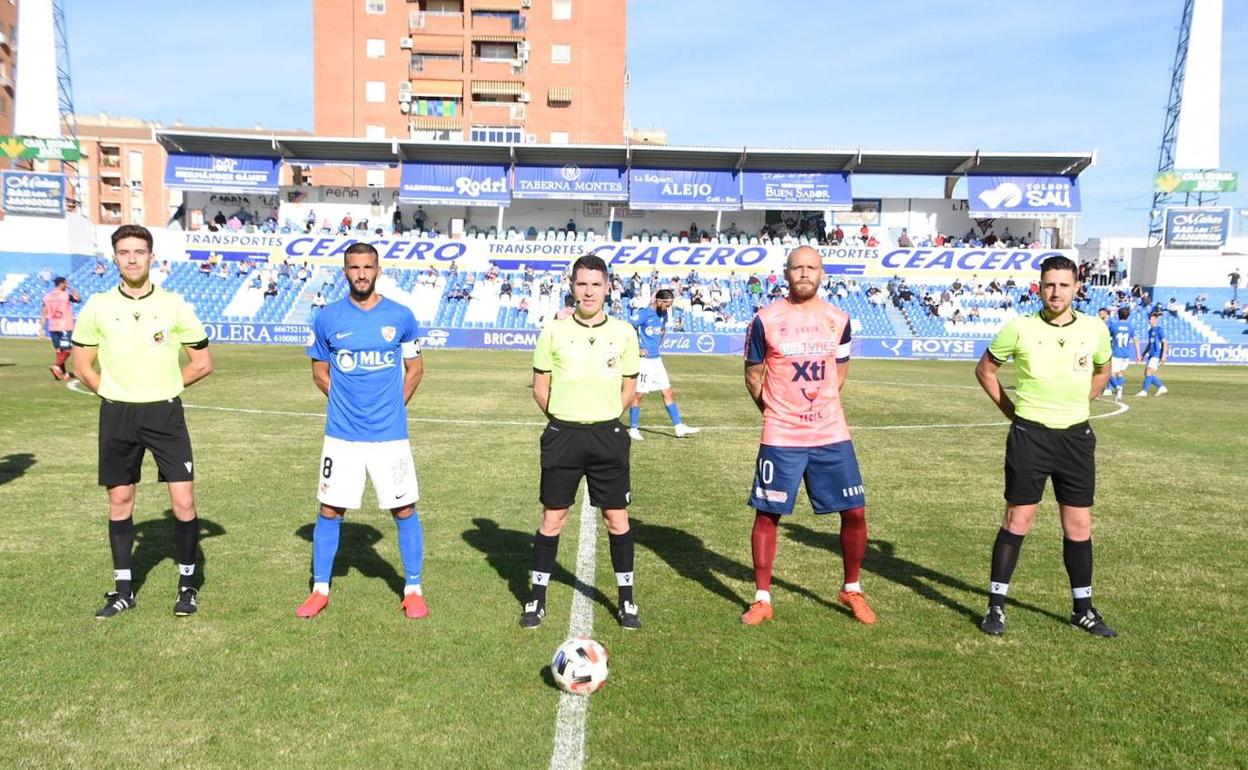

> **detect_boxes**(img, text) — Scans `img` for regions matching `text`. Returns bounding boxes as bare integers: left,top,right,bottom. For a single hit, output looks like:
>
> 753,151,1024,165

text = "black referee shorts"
539,418,631,510
98,397,195,487
1004,417,1096,508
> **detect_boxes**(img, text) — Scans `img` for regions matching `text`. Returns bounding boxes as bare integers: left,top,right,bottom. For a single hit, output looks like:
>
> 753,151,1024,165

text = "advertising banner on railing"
164,154,282,193
1,171,67,217
399,162,510,207
741,171,852,210
512,165,628,201
967,176,1081,218
1163,207,1231,249
628,168,739,211
4,316,1245,364
173,231,1075,281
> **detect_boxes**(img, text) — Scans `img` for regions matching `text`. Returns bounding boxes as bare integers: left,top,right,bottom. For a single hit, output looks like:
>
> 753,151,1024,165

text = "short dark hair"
654,289,675,301
1098,307,1109,315
1118,307,1131,320
111,224,153,251
571,254,609,280
53,276,67,287
343,242,379,262
1039,255,1078,279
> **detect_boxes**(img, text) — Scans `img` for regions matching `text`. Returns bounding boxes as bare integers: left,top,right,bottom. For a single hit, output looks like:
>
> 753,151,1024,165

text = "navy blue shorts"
49,331,72,350
748,441,866,515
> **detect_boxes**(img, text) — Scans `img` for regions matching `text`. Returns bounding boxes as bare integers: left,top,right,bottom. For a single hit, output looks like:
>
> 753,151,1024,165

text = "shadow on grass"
460,517,616,616
781,522,1068,626
132,511,226,596
0,453,35,486
630,517,846,617
294,521,405,598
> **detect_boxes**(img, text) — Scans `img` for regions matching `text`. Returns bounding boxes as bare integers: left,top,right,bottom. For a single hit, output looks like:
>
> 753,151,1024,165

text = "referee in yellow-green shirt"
975,254,1117,638
71,225,214,620
520,254,642,630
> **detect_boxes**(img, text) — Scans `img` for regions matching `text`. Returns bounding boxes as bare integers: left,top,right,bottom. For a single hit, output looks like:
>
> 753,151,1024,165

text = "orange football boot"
401,593,428,619
296,592,329,618
740,600,774,625
838,590,876,625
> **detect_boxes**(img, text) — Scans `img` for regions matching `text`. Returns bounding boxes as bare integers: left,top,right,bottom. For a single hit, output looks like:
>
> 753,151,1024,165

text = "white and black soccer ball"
551,636,609,695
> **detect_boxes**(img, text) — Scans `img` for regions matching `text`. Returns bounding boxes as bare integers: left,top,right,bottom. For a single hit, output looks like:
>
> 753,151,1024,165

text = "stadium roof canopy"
154,129,1096,178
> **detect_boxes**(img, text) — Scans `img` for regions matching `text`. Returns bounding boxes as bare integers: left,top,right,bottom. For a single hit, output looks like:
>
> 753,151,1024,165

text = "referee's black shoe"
174,587,199,617
520,600,545,629
1071,607,1117,638
979,606,1006,636
617,601,642,630
95,592,136,619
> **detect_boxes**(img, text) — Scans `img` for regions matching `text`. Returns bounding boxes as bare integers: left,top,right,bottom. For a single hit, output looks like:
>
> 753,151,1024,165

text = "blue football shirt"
1144,324,1167,358
629,305,667,357
307,296,420,441
1107,319,1135,358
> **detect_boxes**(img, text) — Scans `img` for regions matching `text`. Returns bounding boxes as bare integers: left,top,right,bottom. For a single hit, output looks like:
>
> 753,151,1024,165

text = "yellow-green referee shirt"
533,314,639,423
987,310,1111,429
72,285,208,403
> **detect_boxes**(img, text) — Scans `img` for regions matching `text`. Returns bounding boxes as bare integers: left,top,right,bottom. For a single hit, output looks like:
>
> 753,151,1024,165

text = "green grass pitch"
0,339,1245,769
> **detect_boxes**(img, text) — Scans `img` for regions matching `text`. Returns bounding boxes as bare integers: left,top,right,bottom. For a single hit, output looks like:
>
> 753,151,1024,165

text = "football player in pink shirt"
741,246,875,626
39,277,81,381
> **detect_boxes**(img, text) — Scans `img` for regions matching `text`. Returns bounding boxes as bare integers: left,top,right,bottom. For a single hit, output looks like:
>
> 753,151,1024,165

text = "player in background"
740,246,875,627
975,255,1116,637
297,242,429,619
1105,307,1139,400
627,288,699,440
71,225,214,619
1135,310,1169,397
522,254,643,630
39,277,81,381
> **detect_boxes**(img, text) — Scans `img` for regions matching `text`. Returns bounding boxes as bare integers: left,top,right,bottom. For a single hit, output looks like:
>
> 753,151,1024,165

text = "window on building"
552,0,572,20
474,41,518,60
365,124,386,139
365,81,386,102
366,0,385,14
551,44,571,64
471,10,523,31
550,131,570,145
366,169,386,188
131,207,144,222
470,125,522,144
424,0,462,13
411,52,463,74
128,150,144,181
366,38,386,58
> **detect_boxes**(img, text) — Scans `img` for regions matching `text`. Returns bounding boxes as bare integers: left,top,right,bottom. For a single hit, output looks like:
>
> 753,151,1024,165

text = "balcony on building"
101,203,122,224
409,0,463,35
410,50,464,78
471,82,527,125
547,86,572,107
470,2,526,36
100,146,121,169
471,40,524,79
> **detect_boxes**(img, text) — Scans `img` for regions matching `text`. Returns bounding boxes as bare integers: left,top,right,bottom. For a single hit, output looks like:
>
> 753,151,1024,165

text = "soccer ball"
551,636,609,695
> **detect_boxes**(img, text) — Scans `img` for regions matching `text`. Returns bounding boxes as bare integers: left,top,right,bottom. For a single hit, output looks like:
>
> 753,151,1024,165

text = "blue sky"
63,0,1245,238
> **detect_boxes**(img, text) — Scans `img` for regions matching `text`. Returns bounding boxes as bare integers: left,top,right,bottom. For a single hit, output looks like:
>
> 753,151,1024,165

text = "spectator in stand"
216,261,230,280
1230,267,1241,301
305,209,317,233
213,211,228,228
226,215,243,231
392,208,404,234
566,217,577,234
500,277,513,301
198,259,213,275
296,264,311,283
1191,293,1208,315
311,291,326,312
555,295,575,320
1166,297,1179,317
859,224,869,244
832,225,844,245
983,231,999,247
897,229,912,247
413,206,427,233
339,214,353,234
263,280,279,301
94,260,109,276
1222,298,1239,318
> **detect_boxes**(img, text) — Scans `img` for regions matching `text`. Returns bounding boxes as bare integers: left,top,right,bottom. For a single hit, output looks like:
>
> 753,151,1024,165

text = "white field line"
549,489,597,770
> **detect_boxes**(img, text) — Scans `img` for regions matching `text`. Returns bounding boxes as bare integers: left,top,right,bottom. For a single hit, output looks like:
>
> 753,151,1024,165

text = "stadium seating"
3,261,1241,347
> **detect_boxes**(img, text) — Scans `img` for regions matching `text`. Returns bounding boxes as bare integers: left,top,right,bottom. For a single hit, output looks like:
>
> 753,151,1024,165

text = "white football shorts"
317,435,419,510
1111,356,1130,375
637,356,671,394
1146,356,1161,370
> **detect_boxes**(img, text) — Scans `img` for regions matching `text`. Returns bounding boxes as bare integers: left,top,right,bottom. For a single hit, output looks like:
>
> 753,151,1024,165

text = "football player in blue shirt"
627,289,699,440
1106,307,1139,400
297,243,430,619
1135,310,1169,397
